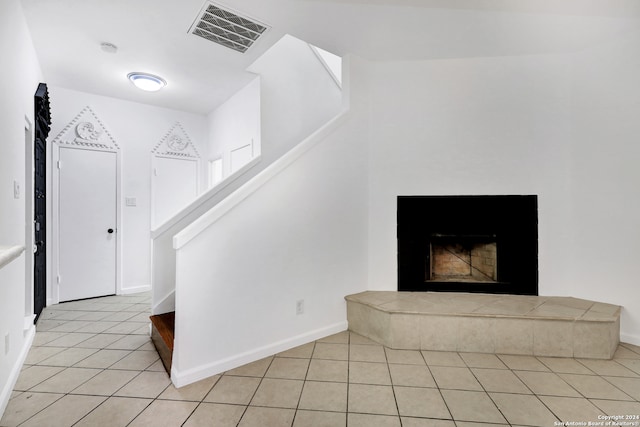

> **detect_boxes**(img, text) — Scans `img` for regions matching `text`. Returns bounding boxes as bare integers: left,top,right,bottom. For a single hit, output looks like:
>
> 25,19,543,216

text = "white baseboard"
171,321,348,388
120,285,151,295
152,290,175,315
0,324,35,420
621,332,640,347
23,315,35,332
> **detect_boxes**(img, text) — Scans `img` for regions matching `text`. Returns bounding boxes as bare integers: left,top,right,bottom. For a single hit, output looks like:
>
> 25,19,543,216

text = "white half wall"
0,0,42,418
173,116,369,385
47,87,208,296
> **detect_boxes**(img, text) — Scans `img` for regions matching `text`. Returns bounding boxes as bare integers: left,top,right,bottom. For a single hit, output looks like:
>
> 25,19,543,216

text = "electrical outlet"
296,299,304,315
125,197,137,207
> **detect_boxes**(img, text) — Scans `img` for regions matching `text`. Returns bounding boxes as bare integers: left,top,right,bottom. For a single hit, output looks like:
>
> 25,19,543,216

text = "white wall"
207,77,261,181
366,39,640,343
567,30,640,344
205,34,343,185
367,54,573,290
48,87,207,297
169,24,640,388
0,0,42,417
248,34,343,164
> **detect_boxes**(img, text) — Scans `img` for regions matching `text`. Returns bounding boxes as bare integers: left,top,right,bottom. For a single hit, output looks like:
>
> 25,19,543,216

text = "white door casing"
208,157,223,189
58,147,117,301
51,106,121,303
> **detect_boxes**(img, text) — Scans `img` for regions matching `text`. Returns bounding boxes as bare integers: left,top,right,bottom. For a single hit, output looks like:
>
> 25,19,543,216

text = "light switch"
125,197,137,207
13,181,20,199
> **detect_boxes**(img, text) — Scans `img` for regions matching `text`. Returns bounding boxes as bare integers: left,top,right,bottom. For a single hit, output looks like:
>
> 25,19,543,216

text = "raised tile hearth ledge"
0,245,25,270
345,291,621,359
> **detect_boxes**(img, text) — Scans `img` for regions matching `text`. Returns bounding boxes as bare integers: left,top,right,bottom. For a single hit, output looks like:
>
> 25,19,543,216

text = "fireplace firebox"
398,195,538,295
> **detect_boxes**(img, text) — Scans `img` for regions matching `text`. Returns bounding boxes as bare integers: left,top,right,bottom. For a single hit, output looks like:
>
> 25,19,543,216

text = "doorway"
56,147,118,301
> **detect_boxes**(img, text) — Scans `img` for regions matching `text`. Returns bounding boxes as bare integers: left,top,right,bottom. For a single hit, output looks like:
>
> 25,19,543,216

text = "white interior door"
153,156,198,228
59,147,117,302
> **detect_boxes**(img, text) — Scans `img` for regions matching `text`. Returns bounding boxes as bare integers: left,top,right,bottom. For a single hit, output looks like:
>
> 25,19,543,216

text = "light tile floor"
2,293,640,426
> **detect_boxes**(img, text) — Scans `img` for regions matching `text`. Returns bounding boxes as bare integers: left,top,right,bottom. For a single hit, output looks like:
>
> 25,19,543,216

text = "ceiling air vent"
189,2,268,53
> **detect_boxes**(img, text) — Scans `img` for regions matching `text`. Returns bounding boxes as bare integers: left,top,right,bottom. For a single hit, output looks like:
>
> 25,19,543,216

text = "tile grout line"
467,355,555,425
384,346,404,426
421,350,455,425
538,357,629,402
345,333,350,427
119,357,172,427
290,340,317,427
234,354,277,426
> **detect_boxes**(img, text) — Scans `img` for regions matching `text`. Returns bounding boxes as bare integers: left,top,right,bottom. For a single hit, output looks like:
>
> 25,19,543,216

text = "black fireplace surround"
398,195,538,295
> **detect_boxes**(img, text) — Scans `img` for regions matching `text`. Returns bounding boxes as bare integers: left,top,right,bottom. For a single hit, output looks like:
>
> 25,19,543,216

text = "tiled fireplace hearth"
346,291,621,359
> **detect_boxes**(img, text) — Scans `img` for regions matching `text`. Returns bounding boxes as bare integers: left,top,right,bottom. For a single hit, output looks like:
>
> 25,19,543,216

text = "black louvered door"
34,83,51,322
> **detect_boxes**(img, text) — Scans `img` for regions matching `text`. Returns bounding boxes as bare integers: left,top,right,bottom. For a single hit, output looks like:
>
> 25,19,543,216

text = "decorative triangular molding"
52,106,119,150
152,122,200,159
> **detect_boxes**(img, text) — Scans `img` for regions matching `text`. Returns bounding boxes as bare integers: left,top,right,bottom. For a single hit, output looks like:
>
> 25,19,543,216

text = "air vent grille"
190,3,268,53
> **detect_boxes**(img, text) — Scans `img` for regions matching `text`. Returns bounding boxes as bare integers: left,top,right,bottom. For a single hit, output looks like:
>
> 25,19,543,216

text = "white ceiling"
20,0,640,115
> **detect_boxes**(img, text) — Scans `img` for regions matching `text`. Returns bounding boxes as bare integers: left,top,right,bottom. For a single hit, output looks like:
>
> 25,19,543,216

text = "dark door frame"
34,83,51,322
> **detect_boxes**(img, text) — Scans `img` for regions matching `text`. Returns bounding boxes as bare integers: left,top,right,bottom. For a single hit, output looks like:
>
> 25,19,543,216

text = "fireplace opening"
429,234,497,283
398,195,538,295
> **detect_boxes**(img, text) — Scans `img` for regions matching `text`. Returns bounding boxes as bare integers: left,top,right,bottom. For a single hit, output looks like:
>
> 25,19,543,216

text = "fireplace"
398,195,538,295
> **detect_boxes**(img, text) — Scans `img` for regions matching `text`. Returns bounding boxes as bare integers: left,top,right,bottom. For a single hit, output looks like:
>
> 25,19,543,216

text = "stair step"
150,311,175,374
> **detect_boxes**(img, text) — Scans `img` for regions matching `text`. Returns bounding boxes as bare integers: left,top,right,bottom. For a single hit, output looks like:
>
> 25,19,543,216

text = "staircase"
149,44,355,388
150,312,175,374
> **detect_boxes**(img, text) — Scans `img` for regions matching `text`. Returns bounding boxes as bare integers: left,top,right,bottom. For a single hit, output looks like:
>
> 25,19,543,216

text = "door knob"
107,228,114,234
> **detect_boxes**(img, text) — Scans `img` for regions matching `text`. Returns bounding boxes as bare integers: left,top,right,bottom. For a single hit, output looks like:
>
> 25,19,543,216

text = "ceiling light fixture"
127,72,167,92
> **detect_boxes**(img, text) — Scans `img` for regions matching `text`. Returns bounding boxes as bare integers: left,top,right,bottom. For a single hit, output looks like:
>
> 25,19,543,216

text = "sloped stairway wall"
151,35,344,316
170,56,371,387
